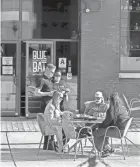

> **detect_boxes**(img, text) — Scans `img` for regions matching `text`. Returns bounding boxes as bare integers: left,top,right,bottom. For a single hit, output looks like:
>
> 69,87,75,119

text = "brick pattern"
80,0,140,110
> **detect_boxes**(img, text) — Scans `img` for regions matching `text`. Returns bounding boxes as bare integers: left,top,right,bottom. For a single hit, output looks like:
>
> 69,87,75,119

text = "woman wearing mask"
52,69,70,111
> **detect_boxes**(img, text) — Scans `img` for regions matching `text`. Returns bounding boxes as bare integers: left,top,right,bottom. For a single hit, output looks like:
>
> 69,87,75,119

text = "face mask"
54,76,61,83
95,97,102,104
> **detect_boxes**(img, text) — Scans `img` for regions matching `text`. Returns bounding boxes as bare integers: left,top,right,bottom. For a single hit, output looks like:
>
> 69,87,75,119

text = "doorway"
21,40,79,117
1,42,19,116
55,41,78,110
21,41,54,117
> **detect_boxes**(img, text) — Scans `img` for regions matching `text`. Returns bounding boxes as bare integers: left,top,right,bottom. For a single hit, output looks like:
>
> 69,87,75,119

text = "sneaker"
108,148,115,154
101,150,111,158
101,151,111,158
101,149,115,158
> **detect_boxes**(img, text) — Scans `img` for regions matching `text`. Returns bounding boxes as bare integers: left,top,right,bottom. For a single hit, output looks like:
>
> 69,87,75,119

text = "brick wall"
80,0,140,110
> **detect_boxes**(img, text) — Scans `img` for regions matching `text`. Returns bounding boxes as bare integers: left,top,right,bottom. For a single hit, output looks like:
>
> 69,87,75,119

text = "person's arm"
35,79,54,97
45,105,61,126
84,103,94,115
63,92,69,101
98,107,114,128
35,88,54,97
98,103,110,113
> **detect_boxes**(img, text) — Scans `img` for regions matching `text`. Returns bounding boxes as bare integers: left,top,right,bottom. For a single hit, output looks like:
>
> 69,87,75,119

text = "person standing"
52,69,70,111
35,63,56,150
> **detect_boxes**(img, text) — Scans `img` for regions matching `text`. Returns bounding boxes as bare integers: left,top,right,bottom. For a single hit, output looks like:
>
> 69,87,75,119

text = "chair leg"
90,136,96,155
125,138,130,157
80,140,83,155
74,141,79,161
100,135,106,154
84,138,87,147
6,132,17,167
111,138,113,148
46,135,50,151
77,142,81,152
67,145,70,159
37,135,43,156
121,138,125,160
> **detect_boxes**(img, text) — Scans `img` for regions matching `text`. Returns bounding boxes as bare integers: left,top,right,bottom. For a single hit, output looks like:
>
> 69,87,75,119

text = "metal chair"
62,117,96,160
37,113,56,156
122,94,140,131
100,117,133,160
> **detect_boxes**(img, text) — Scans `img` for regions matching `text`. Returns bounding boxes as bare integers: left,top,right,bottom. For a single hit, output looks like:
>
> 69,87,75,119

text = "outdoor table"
67,117,104,153
71,118,104,124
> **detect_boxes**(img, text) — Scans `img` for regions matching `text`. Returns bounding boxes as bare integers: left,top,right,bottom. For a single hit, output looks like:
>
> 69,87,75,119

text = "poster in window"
2,57,13,65
2,66,13,75
28,45,52,76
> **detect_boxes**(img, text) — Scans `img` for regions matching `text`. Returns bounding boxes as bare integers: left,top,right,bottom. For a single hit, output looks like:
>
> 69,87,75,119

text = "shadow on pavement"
1,147,88,162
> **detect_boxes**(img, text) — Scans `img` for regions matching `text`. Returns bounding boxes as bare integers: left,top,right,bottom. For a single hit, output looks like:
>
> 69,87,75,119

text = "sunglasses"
95,97,101,100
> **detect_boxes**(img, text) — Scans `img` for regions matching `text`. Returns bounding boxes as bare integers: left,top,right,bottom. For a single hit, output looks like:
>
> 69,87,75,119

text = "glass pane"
26,43,53,115
129,1,140,57
1,0,19,40
22,0,78,39
120,0,140,71
56,41,78,110
1,43,17,114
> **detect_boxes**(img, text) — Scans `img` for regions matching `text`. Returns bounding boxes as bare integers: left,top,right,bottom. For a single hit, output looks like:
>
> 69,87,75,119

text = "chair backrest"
62,117,76,139
122,94,131,116
122,117,133,137
130,98,140,108
37,113,46,136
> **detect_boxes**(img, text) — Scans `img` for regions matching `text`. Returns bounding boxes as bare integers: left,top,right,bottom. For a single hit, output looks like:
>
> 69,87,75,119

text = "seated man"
84,91,109,118
82,92,109,136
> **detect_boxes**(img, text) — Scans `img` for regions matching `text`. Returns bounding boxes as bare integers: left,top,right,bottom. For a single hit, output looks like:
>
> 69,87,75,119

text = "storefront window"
120,0,140,72
1,0,19,40
1,44,16,76
22,0,78,39
1,43,17,115
56,41,78,110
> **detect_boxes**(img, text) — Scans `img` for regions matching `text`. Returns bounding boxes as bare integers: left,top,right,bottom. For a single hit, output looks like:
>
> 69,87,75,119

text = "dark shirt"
52,79,68,111
99,105,129,130
39,75,53,111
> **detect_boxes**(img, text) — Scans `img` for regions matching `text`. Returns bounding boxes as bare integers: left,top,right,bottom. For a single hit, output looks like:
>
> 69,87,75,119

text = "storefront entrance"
1,42,19,116
1,0,80,117
21,40,78,118
24,41,54,117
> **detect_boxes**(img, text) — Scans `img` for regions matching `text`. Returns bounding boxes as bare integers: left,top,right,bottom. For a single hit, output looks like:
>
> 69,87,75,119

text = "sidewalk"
1,117,140,167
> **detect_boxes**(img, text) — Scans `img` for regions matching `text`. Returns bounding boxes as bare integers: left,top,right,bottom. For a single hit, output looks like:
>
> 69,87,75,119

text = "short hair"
46,63,56,70
54,69,62,77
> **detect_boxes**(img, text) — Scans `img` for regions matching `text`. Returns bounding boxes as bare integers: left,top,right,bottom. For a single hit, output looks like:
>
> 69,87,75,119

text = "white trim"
25,43,29,117
23,39,78,42
24,41,54,44
119,73,140,78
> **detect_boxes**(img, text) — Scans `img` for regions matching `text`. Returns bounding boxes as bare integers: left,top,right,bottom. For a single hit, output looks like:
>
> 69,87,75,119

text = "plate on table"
74,115,97,120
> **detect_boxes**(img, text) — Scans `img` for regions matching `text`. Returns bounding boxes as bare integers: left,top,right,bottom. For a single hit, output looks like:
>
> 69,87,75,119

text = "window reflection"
1,44,16,75
1,0,19,40
22,0,78,39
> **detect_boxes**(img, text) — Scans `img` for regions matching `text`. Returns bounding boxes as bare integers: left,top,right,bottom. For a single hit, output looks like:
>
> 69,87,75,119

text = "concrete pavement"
1,130,140,167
